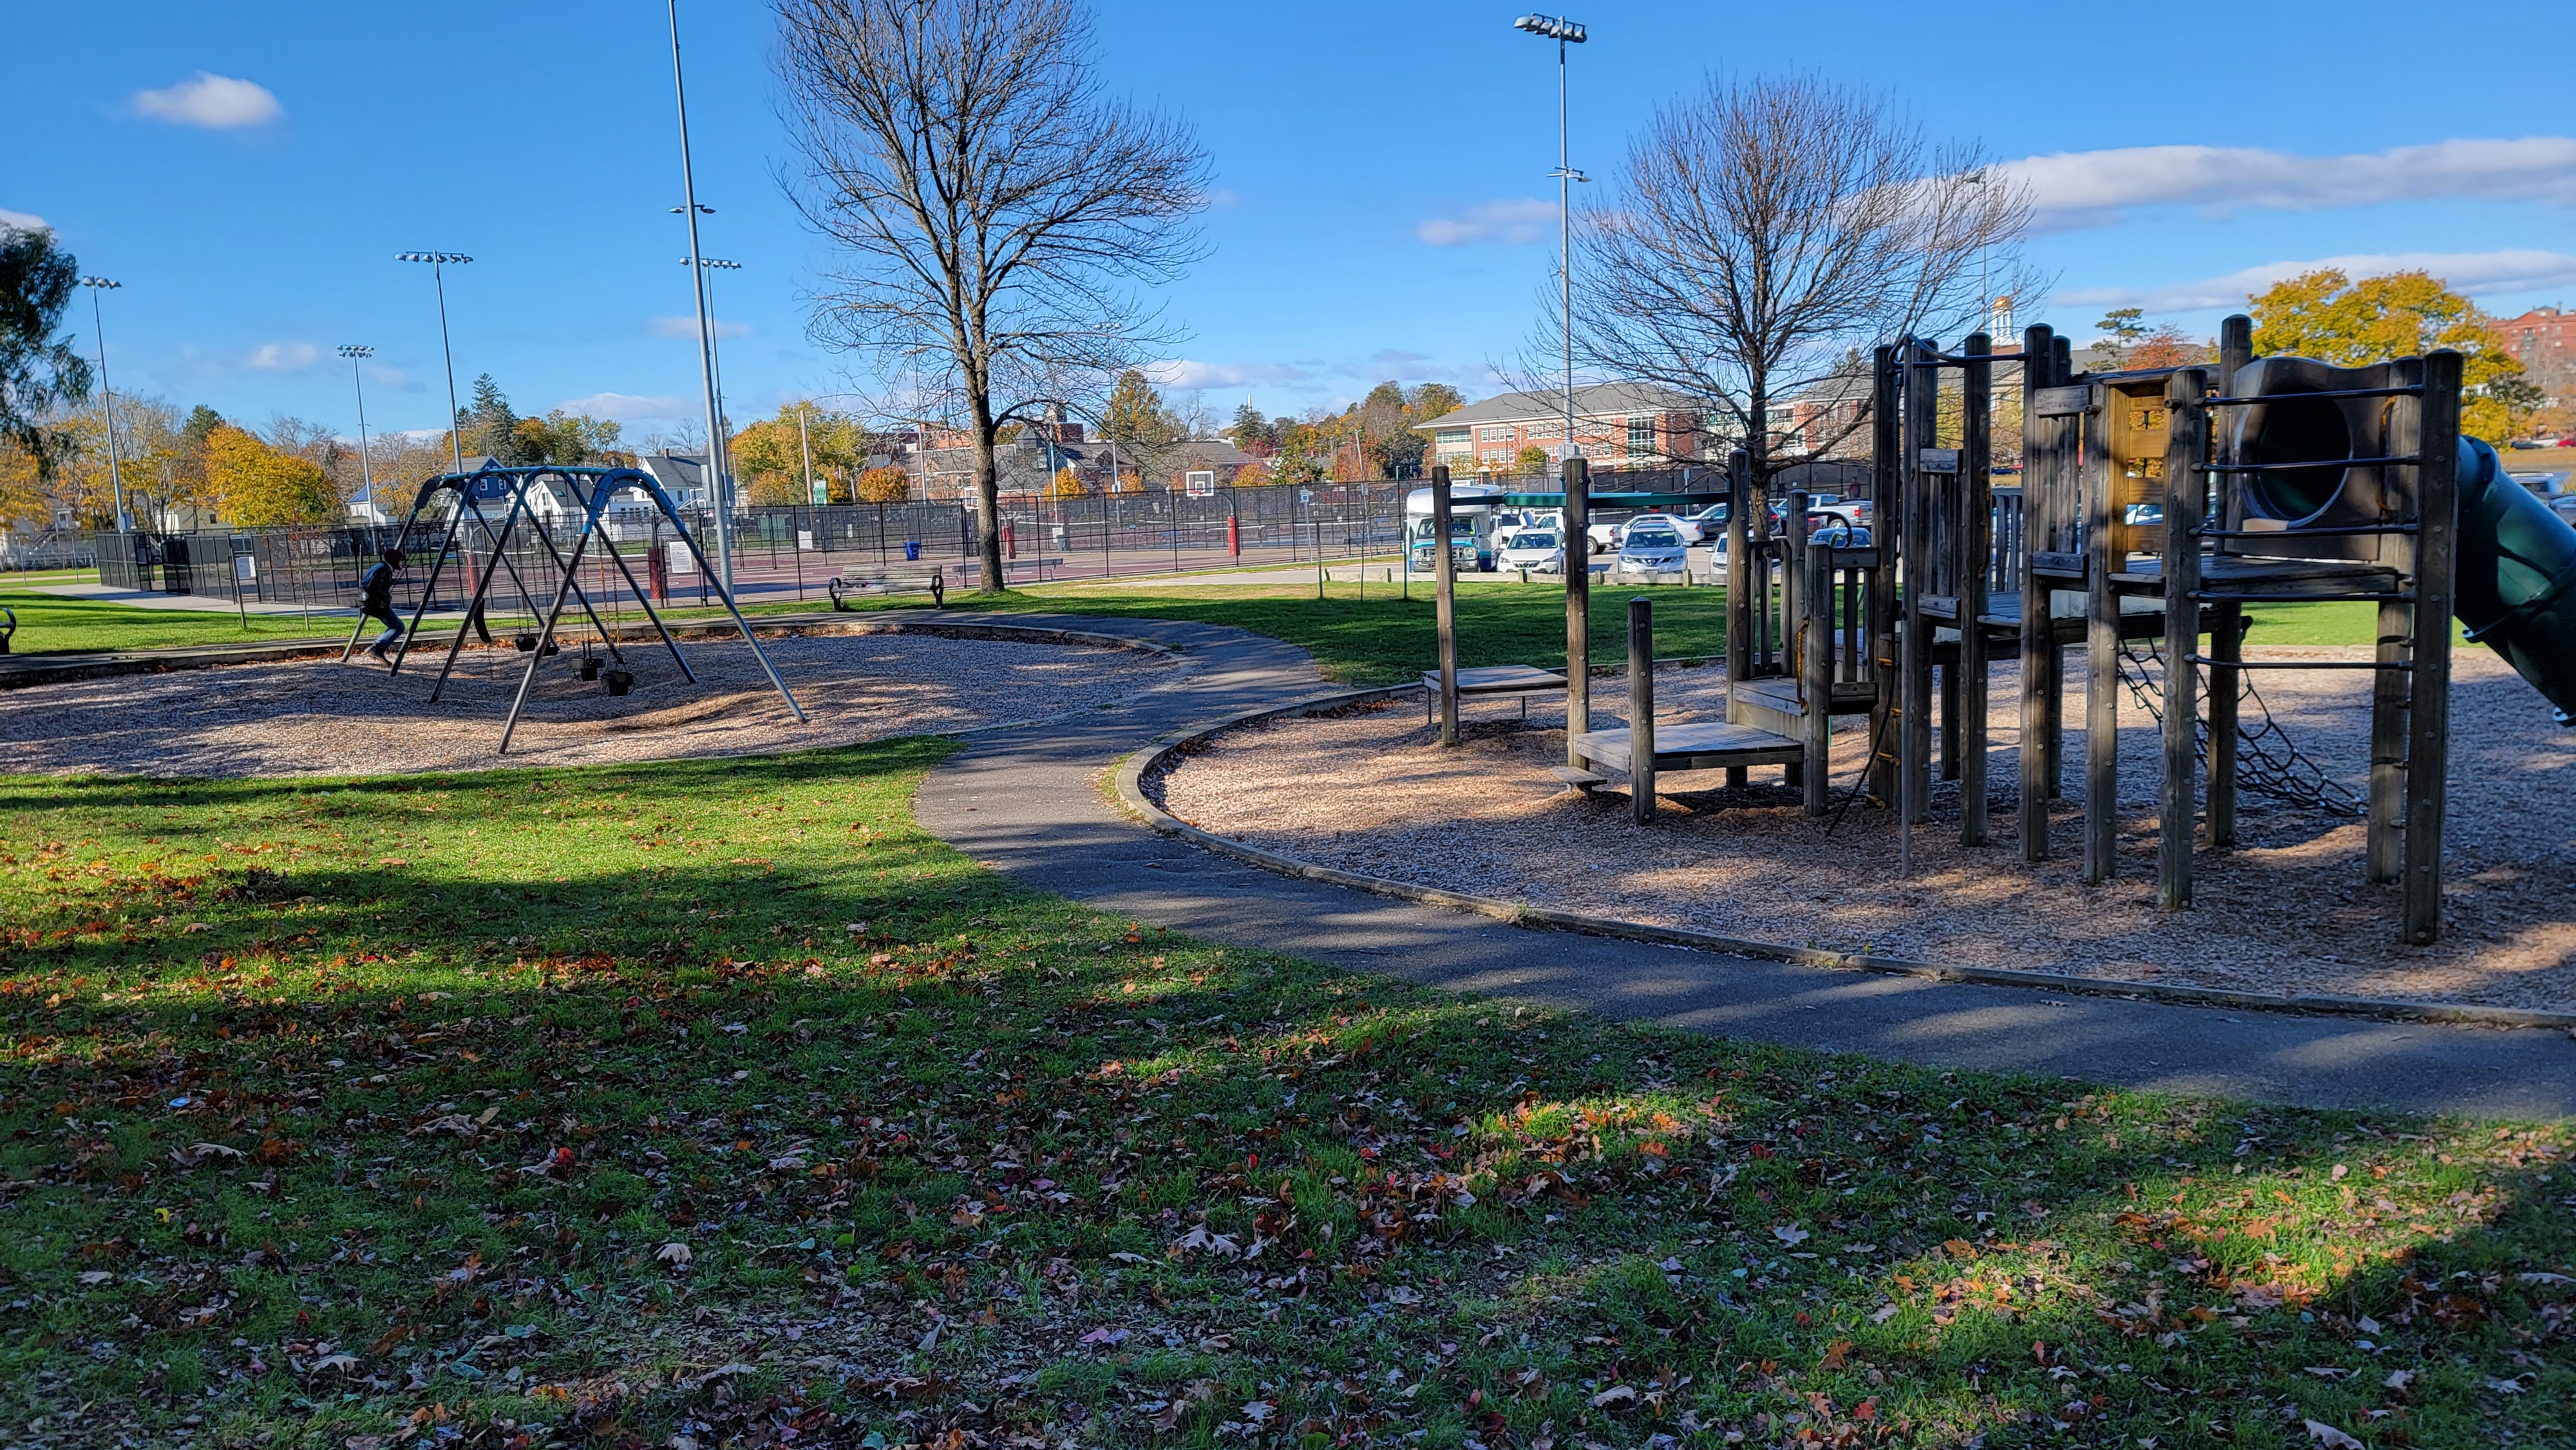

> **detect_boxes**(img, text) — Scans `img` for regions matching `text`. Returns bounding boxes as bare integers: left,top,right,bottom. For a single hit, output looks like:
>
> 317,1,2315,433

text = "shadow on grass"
1,743,2568,1447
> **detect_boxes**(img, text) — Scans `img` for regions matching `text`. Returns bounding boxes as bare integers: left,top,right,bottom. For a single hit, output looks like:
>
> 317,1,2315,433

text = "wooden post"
1629,596,1656,824
1784,489,1810,793
1959,332,1993,843
1901,338,1937,829
1803,536,1833,814
2368,362,2417,883
1564,456,1591,763
2208,315,2254,849
2158,368,2209,909
1866,350,1900,809
1433,465,1459,746
2018,324,2056,860
2403,350,2462,945
2081,379,2119,884
1722,448,1751,788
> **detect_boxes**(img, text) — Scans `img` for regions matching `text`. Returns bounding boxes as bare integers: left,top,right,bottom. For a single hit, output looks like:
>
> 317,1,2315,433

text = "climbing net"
2113,634,2363,817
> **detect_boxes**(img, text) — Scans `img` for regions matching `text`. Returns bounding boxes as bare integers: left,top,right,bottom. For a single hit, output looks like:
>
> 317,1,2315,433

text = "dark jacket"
360,561,396,614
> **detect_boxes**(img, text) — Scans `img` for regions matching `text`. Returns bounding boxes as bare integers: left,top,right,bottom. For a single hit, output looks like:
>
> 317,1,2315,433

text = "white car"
1496,528,1566,573
1625,511,1703,545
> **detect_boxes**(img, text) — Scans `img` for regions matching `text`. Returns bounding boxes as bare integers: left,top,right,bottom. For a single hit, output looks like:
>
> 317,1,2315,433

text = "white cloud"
648,315,753,340
1146,359,1312,390
1417,198,1558,247
555,391,692,423
246,342,320,372
2058,249,2576,314
133,72,283,129
0,207,46,231
2003,137,2576,231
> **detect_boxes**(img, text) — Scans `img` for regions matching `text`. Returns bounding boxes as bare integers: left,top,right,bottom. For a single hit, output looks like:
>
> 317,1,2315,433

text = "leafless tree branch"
1519,73,2043,497
773,0,1211,588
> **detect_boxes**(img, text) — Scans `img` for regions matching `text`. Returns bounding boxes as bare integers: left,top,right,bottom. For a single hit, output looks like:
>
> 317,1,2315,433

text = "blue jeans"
365,607,403,655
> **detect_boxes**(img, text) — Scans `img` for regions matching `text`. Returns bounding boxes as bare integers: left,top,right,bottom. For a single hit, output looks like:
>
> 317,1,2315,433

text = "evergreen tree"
1229,401,1272,455
183,404,224,447
456,374,527,462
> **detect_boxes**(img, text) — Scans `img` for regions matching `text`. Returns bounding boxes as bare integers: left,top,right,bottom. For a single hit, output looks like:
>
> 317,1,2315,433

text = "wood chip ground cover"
0,744,2568,1448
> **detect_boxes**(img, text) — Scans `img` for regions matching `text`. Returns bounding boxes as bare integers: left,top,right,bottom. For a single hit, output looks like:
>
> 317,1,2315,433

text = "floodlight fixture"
1514,14,1585,41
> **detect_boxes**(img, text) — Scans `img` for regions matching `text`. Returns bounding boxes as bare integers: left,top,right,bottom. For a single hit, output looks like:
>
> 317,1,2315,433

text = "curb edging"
1111,688,2576,1034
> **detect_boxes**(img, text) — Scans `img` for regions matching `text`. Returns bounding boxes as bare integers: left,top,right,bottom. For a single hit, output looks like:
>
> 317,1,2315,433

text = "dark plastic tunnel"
2454,436,2576,726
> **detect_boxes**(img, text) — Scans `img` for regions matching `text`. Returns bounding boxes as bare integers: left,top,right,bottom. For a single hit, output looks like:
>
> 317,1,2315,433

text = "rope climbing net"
2113,634,2363,818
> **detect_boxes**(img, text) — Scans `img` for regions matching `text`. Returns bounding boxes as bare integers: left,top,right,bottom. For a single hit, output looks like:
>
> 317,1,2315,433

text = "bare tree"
1536,74,2037,496
774,0,1211,591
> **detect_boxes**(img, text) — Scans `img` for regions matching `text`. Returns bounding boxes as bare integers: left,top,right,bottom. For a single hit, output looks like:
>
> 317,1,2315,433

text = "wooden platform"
2114,554,2402,599
1569,719,1804,775
1420,664,1568,696
1421,664,1568,722
1727,675,1874,739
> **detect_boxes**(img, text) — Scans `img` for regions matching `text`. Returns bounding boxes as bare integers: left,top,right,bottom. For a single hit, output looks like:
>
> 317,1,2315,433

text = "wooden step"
1570,720,1804,775
1548,764,1608,794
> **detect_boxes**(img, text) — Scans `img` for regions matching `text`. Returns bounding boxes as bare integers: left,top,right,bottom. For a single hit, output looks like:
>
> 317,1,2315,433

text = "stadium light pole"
77,277,129,532
394,252,472,478
683,257,744,466
667,0,735,593
339,345,377,516
1513,14,1587,464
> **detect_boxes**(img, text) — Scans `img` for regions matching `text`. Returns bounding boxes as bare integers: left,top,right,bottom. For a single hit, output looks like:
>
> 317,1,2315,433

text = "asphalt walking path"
910,611,2576,1121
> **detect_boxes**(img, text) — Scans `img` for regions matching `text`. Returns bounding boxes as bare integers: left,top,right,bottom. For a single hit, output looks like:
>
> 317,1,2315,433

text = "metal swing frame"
366,464,805,753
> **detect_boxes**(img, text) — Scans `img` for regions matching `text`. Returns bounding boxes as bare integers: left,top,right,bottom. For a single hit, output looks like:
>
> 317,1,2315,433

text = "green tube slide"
2454,436,2576,725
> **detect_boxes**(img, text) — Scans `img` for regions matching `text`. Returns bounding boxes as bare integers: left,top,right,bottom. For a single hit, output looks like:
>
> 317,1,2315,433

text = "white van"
1405,483,1510,573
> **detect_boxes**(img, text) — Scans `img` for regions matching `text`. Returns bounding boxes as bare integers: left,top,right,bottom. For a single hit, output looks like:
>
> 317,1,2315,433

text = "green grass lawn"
3,746,2566,1447
911,580,1732,685
5,572,2392,675
0,588,342,656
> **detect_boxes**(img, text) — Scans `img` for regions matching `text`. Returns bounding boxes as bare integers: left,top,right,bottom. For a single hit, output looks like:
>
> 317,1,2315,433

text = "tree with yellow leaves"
203,424,337,525
2249,269,2540,440
1042,464,1087,498
730,403,871,504
853,465,912,503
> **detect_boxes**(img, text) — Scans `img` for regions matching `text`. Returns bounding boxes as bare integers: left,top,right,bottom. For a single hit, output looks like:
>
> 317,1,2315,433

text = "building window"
1626,416,1654,457
1437,429,1469,449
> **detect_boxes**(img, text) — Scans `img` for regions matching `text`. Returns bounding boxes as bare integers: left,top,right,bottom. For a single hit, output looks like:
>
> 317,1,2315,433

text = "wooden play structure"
1423,312,2576,946
1873,318,2472,940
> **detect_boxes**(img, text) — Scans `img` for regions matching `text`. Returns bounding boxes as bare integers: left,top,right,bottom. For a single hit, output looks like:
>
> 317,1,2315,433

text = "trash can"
904,540,920,562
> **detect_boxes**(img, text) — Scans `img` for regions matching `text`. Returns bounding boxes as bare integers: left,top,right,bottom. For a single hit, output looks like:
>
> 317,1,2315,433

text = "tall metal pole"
429,261,464,477
340,345,377,513
798,402,817,504
668,0,734,594
79,278,128,532
1557,33,1574,463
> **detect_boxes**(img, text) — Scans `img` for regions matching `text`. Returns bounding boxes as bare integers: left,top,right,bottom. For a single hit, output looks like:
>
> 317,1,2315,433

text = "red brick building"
2494,306,2576,401
1413,383,1711,474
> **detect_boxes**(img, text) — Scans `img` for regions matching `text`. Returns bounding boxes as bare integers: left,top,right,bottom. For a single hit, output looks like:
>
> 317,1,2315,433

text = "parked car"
1625,511,1703,545
1615,523,1689,578
1496,528,1566,573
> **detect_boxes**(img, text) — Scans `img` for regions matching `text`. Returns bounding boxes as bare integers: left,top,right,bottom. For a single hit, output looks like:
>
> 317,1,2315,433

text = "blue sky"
9,0,2575,444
